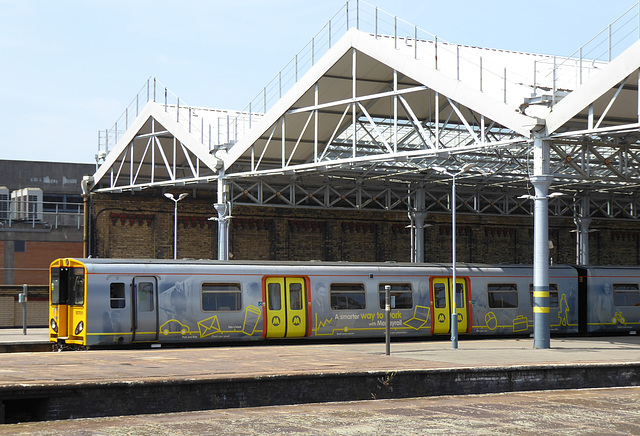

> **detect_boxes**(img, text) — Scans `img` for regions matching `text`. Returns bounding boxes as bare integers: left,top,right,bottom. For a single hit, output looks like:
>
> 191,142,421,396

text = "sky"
1,0,637,164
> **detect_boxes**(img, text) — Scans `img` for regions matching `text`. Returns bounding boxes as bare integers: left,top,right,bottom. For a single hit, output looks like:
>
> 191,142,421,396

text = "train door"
431,277,470,334
132,276,158,342
263,276,308,338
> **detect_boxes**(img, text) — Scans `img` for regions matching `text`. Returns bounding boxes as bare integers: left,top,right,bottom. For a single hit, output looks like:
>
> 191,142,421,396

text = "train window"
69,267,85,306
433,283,447,308
110,283,126,309
267,283,281,311
612,283,640,307
378,283,413,309
202,283,242,311
455,283,465,309
137,282,154,312
488,284,518,308
330,283,365,310
289,283,303,310
528,284,559,308
50,268,61,305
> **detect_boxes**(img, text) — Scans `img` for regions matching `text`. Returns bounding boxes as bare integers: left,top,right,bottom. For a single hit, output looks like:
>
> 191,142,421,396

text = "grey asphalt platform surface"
0,329,639,433
0,328,49,344
1,387,639,435
0,329,639,383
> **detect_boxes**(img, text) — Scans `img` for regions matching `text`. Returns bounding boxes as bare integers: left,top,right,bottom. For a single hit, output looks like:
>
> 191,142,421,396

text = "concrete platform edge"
1,362,639,423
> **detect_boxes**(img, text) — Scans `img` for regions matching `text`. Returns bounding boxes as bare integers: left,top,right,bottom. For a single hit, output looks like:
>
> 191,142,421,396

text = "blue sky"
1,0,637,164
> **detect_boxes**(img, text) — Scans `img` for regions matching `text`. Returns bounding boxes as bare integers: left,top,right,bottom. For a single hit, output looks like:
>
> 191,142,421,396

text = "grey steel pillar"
81,176,93,258
450,172,459,349
215,175,231,261
411,185,426,263
574,196,591,265
531,135,552,349
413,211,426,263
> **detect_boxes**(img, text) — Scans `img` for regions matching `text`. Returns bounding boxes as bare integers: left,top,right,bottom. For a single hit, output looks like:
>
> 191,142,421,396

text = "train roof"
60,258,579,271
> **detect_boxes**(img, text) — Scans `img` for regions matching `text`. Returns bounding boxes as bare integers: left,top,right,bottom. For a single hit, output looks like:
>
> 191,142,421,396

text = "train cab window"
612,283,640,307
137,282,154,312
330,283,365,310
488,283,518,308
51,268,61,305
267,283,281,311
110,283,126,309
69,267,85,306
202,283,242,311
289,283,303,310
378,283,413,309
528,284,559,308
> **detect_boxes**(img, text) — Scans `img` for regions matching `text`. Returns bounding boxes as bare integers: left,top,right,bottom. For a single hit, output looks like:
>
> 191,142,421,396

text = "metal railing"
97,77,260,161
537,1,640,103
0,200,83,230
98,0,640,161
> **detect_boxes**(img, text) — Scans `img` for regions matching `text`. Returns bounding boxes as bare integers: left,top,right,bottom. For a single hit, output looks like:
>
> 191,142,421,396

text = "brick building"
0,159,94,285
90,188,640,266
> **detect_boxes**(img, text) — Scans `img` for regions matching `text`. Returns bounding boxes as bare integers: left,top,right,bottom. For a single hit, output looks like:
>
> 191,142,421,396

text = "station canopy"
92,1,640,221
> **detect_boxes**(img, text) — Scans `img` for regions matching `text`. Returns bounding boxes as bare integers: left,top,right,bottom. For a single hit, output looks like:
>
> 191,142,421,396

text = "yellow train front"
49,258,87,348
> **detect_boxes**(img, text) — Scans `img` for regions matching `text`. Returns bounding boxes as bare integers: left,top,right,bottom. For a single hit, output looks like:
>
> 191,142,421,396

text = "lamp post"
433,163,475,349
164,192,188,259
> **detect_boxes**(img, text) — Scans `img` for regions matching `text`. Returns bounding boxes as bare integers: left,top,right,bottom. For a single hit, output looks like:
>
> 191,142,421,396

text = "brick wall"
2,241,83,285
0,287,49,327
15,241,83,285
0,243,4,284
90,190,640,265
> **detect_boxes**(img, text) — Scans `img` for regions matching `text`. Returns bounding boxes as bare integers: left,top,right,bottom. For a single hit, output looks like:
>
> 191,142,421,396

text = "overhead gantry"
90,0,640,348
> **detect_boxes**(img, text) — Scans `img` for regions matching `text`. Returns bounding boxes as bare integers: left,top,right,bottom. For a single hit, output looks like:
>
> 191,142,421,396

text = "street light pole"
164,192,188,259
433,163,475,350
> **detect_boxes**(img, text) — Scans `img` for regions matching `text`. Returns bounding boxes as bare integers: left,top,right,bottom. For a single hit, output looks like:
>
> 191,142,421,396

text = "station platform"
0,329,639,424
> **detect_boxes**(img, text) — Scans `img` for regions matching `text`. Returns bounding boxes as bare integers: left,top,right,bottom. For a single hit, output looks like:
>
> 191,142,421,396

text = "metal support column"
413,211,426,263
411,186,426,263
215,174,231,260
81,176,93,257
531,135,552,349
574,196,591,265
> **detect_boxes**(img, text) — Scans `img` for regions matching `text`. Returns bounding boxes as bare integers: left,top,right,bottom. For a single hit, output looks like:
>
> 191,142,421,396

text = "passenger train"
48,258,640,348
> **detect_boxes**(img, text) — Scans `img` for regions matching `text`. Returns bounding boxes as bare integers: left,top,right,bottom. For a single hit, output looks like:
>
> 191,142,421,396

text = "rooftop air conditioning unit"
0,186,8,220
10,188,43,221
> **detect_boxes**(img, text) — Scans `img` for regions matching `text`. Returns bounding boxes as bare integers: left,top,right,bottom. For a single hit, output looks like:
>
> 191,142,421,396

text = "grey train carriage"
48,258,640,348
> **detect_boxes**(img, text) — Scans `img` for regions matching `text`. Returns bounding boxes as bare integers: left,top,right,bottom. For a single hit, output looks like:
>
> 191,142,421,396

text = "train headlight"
50,318,58,333
74,321,84,336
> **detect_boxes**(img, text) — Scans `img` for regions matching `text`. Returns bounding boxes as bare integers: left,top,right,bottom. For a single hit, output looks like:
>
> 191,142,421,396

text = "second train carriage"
48,258,640,348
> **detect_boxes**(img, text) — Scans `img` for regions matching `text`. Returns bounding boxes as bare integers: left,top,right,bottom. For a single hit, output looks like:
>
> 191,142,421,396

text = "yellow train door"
431,277,469,334
264,277,308,338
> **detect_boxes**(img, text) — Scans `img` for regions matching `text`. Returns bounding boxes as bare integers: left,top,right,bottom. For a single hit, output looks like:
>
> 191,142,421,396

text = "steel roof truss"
131,138,152,186
111,146,129,189
180,142,199,179
294,183,326,207
255,122,279,172
319,105,351,161
357,102,393,153
397,95,436,150
594,77,628,130
586,144,626,179
153,136,175,181
446,98,481,147
328,185,358,208
287,111,314,167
